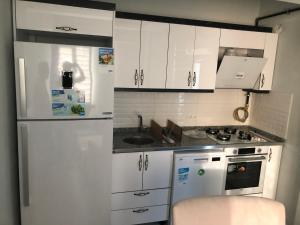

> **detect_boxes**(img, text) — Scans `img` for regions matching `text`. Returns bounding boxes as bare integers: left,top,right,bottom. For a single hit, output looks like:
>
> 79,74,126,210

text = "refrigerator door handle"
20,124,30,207
19,58,27,117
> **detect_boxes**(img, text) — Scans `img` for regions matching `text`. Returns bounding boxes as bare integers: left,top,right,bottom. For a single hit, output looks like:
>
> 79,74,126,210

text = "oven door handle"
229,156,266,163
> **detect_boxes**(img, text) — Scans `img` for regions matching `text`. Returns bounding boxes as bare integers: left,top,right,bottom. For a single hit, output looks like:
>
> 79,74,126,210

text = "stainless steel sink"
123,136,154,145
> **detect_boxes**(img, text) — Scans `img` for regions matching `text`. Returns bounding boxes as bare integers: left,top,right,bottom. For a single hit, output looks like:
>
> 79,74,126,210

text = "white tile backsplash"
114,90,251,128
250,91,293,138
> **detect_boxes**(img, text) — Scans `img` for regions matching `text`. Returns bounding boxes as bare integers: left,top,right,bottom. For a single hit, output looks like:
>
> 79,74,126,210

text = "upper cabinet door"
16,0,113,37
114,18,141,88
143,151,173,190
139,21,169,89
166,24,196,89
220,29,266,50
259,33,278,91
192,27,220,90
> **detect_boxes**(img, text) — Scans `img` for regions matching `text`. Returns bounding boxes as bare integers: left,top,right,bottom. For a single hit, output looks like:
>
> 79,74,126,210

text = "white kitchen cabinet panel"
258,33,279,91
111,188,170,210
263,145,283,199
166,24,196,89
220,29,266,50
192,27,220,90
112,152,143,193
111,205,169,225
114,18,141,88
139,21,169,88
16,0,113,37
143,151,173,190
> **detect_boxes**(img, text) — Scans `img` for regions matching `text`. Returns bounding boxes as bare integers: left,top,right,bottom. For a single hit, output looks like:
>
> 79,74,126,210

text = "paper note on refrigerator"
51,89,85,116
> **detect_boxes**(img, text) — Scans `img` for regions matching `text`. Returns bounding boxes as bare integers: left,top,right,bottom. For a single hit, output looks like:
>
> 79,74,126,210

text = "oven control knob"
257,148,262,153
233,149,238,155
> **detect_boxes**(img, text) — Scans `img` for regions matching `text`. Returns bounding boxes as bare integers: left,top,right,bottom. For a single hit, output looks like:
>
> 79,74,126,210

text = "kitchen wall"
100,0,261,25
114,90,251,128
250,92,293,138
0,0,19,225
257,1,300,224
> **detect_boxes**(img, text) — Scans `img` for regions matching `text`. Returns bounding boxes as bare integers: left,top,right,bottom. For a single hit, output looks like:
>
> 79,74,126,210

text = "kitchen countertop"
113,126,285,153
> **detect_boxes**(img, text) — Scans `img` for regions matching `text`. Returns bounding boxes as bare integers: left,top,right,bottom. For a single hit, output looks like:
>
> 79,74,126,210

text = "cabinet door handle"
268,148,272,162
133,192,150,196
56,26,78,32
19,58,27,117
132,208,149,213
144,154,149,171
193,72,196,86
261,73,265,88
134,69,139,86
188,71,192,86
140,69,144,86
20,124,30,207
138,154,143,171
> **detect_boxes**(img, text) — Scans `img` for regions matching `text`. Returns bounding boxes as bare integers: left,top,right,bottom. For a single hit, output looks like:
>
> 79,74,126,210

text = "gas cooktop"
206,127,268,145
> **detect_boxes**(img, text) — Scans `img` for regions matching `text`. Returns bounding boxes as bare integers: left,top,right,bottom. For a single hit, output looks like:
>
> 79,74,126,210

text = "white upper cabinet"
192,27,220,90
16,0,113,37
114,18,141,88
220,29,266,49
257,33,279,91
139,21,169,89
114,19,169,89
166,24,196,89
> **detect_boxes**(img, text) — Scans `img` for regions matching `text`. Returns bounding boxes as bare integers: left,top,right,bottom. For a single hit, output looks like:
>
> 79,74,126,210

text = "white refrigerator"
14,41,114,225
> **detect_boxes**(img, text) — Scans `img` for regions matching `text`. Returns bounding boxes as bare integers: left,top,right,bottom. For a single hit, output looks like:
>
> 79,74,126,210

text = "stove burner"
238,130,252,141
216,133,231,141
206,128,219,135
224,127,237,134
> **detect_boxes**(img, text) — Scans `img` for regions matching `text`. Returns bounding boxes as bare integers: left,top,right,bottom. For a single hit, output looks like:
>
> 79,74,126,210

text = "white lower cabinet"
112,189,170,210
263,145,283,199
111,205,169,225
112,151,173,224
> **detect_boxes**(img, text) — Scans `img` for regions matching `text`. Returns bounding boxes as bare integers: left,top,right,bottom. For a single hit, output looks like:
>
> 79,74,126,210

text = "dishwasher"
171,150,226,205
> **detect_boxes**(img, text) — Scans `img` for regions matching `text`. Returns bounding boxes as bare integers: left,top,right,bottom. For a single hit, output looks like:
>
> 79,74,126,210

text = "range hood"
216,48,267,89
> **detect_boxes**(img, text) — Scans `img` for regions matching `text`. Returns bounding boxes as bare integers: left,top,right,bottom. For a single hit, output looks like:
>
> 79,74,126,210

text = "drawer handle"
132,208,149,213
56,26,78,32
133,192,150,197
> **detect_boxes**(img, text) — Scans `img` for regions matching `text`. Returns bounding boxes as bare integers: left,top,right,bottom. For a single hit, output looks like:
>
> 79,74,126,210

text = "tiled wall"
250,91,293,138
114,90,251,128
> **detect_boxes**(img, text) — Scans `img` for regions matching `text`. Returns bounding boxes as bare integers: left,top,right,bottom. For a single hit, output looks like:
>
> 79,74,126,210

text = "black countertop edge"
23,0,116,11
113,142,285,154
115,11,273,33
114,88,214,93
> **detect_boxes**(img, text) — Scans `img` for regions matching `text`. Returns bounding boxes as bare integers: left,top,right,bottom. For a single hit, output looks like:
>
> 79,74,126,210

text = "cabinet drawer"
16,0,113,37
111,205,169,225
220,29,266,50
112,189,170,210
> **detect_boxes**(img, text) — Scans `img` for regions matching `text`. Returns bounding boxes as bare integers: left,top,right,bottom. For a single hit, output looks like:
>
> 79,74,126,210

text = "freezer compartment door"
17,120,113,225
172,152,226,204
14,41,114,120
216,56,267,89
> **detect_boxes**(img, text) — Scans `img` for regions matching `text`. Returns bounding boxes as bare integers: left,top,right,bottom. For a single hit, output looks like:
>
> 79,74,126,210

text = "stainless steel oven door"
224,155,267,195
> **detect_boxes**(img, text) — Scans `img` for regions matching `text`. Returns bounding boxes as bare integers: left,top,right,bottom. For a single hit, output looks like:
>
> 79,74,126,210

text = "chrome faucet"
137,114,143,133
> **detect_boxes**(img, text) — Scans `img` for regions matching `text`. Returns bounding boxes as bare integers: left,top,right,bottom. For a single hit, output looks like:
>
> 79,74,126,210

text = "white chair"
172,196,285,225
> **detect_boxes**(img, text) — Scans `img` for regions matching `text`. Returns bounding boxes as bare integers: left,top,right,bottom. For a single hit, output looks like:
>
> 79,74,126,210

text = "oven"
224,147,268,195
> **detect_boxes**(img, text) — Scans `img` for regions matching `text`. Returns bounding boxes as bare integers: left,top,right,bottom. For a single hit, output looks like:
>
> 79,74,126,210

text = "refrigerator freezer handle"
20,124,30,207
19,58,27,117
